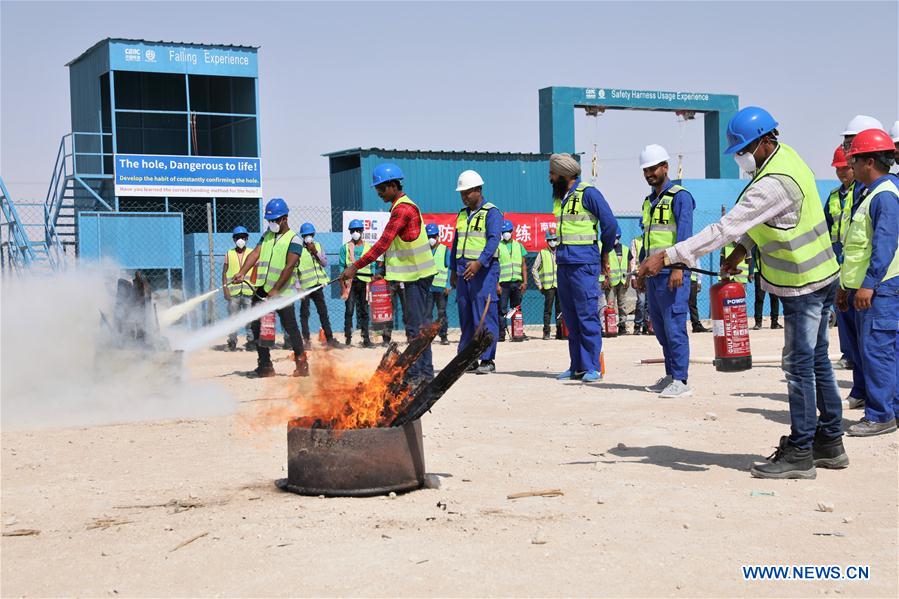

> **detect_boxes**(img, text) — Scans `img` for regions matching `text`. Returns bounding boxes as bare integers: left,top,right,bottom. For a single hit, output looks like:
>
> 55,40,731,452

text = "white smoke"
0,263,235,431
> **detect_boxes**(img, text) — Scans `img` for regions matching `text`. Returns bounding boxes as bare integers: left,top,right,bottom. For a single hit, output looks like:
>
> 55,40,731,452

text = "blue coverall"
451,201,502,361
644,180,694,382
555,179,618,374
847,175,899,424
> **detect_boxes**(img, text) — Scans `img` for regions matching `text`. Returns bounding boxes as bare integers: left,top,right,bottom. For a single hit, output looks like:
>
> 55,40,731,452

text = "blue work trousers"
646,273,690,381
838,301,866,398
402,276,435,382
851,290,899,423
634,290,648,328
835,306,853,361
780,281,842,449
456,260,499,361
557,262,602,373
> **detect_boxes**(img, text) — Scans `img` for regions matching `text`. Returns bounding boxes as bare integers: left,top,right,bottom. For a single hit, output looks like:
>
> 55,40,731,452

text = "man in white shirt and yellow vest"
340,163,438,384
222,225,256,351
638,107,845,479
837,128,899,437
297,222,339,349
340,219,374,348
426,223,451,345
231,198,309,378
532,228,562,340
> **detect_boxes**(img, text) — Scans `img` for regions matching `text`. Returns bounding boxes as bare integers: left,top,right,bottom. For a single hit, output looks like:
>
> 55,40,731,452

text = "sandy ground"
2,326,897,597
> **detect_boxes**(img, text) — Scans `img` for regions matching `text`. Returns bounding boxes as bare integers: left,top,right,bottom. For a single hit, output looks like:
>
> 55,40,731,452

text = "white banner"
341,211,391,244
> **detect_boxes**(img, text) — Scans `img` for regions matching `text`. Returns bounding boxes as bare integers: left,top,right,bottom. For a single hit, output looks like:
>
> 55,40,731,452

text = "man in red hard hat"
837,128,899,437
825,146,857,373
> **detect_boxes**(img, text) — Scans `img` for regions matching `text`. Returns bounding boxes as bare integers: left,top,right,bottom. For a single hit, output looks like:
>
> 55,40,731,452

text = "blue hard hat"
545,229,558,240
425,223,440,237
300,222,316,236
264,198,289,220
348,219,364,230
502,219,514,233
724,107,779,154
232,225,249,237
371,163,404,187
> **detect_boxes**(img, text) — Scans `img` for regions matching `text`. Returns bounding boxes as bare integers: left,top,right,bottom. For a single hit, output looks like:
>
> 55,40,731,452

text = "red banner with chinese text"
422,213,558,253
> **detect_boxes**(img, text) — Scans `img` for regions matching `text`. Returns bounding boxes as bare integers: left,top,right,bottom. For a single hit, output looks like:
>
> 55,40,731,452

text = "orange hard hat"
831,146,848,168
847,128,895,156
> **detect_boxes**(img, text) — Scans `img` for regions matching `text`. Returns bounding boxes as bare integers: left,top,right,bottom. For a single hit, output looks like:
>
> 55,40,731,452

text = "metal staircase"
0,177,59,274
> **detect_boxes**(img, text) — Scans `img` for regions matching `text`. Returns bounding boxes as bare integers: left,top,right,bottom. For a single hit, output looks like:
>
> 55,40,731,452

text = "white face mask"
502,232,512,241
428,237,437,247
267,220,280,233
734,147,759,174
304,235,314,244
351,231,362,241
548,240,558,248
235,238,246,249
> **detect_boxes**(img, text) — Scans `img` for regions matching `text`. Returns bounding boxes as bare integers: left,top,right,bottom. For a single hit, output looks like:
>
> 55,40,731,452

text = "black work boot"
812,429,849,469
750,436,816,479
252,363,276,378
752,321,763,330
292,354,310,377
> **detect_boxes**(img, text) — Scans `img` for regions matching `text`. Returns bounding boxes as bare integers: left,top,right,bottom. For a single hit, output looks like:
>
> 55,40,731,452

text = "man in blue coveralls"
549,153,617,383
837,128,899,437
634,144,694,398
450,169,502,375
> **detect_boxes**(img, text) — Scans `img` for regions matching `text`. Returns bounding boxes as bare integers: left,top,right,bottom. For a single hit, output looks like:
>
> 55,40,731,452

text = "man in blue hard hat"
230,198,309,377
450,169,501,374
339,163,438,385
294,222,339,348
634,144,695,397
221,225,256,351
497,219,528,342
550,154,618,383
426,223,451,345
638,106,845,479
340,219,374,348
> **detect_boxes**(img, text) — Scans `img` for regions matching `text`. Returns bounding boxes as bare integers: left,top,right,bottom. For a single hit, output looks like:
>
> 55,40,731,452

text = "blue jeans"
779,280,842,449
402,276,435,382
634,290,647,327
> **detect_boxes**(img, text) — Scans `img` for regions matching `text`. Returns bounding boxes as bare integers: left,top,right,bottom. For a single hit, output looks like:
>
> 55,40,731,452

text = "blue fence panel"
78,211,184,269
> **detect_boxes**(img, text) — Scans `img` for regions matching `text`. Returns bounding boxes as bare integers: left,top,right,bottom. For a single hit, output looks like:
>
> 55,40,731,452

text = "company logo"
597,89,606,99
145,49,157,62
585,88,596,99
124,47,141,62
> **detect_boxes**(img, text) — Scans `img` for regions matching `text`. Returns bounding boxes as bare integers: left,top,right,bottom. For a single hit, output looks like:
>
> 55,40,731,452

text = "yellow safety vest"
225,247,255,296
641,184,685,254
537,248,557,289
432,243,449,288
297,241,329,289
840,178,899,289
826,182,855,244
723,243,750,283
344,242,373,282
740,144,839,289
553,182,597,245
258,230,299,296
385,196,438,282
608,246,630,286
455,202,500,260
498,240,525,283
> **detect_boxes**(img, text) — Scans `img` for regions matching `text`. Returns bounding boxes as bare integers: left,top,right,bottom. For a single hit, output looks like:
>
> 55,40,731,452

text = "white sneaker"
645,375,673,393
659,380,693,398
844,395,865,409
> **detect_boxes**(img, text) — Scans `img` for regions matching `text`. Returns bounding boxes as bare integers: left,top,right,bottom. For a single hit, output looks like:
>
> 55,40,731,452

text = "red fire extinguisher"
510,306,525,342
710,280,752,371
368,279,393,326
259,311,276,348
602,305,618,338
557,312,569,339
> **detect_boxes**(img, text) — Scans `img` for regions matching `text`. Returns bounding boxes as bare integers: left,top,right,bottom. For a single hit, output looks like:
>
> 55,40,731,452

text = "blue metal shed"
324,148,555,231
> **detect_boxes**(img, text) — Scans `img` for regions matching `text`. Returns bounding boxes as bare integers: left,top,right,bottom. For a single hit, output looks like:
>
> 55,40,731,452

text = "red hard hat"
847,128,895,156
831,146,848,167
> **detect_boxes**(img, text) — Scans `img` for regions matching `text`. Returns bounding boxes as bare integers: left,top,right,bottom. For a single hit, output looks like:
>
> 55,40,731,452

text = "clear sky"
2,0,897,216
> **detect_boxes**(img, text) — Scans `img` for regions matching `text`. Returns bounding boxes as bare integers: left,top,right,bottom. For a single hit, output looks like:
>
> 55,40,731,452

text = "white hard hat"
455,169,485,192
639,144,670,169
841,114,884,136
890,120,899,143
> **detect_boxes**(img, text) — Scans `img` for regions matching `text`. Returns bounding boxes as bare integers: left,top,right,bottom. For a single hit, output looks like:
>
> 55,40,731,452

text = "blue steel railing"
0,177,36,272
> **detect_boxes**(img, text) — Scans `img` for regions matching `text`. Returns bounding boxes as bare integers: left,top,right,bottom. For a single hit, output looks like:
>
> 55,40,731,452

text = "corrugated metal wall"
68,41,109,134
348,150,554,215
328,154,362,231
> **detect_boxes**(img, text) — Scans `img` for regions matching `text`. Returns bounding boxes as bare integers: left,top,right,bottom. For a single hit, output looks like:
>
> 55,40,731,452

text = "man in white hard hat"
450,170,502,374
635,144,695,398
838,115,884,410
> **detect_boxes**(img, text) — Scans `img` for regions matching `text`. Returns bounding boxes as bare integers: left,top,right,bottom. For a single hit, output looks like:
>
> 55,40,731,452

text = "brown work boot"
292,354,310,377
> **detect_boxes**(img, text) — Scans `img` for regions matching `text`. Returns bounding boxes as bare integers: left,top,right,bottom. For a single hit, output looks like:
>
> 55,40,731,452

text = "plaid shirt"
354,194,422,270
